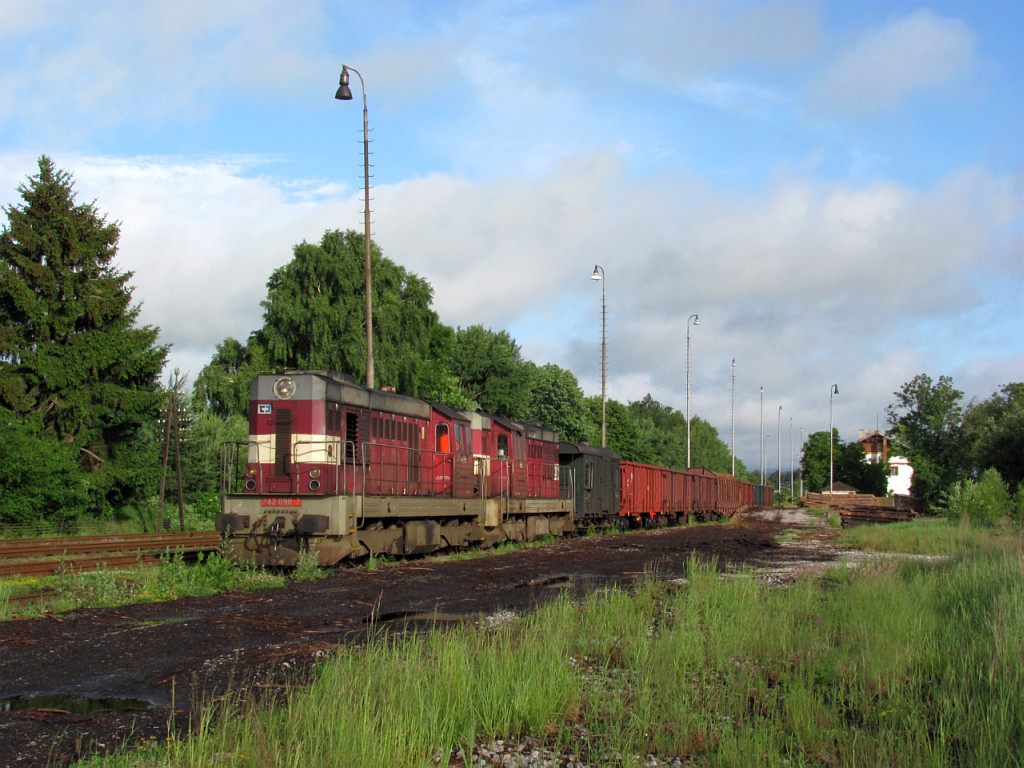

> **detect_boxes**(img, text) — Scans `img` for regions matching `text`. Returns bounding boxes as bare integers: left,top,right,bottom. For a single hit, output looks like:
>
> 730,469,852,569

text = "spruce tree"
1,156,168,517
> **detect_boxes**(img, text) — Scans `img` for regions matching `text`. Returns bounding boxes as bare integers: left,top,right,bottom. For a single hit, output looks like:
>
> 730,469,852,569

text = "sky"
2,0,1022,475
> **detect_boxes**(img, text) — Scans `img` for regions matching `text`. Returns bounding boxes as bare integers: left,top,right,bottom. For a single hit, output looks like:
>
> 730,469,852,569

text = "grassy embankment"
75,518,1021,768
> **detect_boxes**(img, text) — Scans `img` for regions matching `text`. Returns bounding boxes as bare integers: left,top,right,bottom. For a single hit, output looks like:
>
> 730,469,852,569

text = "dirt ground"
0,511,844,767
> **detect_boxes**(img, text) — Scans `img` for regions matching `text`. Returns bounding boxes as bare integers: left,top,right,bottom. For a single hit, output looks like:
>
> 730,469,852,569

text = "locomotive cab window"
327,402,341,433
436,423,450,454
497,435,509,459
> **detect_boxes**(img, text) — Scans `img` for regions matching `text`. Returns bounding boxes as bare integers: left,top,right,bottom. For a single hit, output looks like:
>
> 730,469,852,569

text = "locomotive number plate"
261,497,302,507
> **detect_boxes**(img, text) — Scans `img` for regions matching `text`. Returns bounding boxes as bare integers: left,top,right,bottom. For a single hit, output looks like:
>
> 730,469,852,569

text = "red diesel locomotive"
216,370,574,566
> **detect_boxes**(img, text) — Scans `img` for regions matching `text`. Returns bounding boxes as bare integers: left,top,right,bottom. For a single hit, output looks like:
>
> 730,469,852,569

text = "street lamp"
730,359,736,476
759,386,764,484
777,405,782,494
799,426,804,498
789,416,794,499
591,265,607,448
829,384,839,494
335,64,375,390
686,313,700,468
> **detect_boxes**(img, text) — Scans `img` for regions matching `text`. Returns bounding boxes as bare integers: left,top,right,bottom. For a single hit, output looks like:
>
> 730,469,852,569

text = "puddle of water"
369,610,469,623
522,572,607,589
130,617,193,627
1,694,152,714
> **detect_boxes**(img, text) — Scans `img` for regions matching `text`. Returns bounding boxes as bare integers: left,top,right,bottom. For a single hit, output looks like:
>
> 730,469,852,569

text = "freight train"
215,370,774,567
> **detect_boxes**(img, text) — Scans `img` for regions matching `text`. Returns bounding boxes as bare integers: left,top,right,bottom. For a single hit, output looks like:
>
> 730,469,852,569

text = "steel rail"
0,531,221,558
0,531,222,578
0,553,174,578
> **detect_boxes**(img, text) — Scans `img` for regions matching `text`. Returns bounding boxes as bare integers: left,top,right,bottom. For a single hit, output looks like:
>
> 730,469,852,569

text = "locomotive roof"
558,441,621,460
519,419,559,443
254,371,432,420
431,402,471,423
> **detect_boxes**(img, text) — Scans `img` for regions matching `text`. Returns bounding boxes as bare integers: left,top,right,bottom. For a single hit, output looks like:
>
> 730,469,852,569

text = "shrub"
971,468,1011,526
941,469,1012,527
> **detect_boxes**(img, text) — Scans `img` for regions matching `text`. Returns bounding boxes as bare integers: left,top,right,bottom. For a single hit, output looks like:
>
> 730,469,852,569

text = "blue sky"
2,0,1022,473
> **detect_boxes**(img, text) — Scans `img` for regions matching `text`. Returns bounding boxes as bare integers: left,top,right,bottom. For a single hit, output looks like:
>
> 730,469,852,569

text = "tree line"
2,158,1020,529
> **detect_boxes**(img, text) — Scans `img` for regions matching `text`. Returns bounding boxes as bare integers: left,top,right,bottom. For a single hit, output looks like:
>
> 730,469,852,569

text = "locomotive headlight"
273,376,296,399
309,467,321,479
245,467,257,478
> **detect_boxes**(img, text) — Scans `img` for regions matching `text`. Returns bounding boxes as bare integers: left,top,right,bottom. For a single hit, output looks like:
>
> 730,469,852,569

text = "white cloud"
0,1,334,141
818,10,976,112
583,0,821,80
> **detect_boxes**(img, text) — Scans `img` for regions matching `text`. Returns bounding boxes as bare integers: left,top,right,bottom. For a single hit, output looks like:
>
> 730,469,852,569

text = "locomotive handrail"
291,438,350,496
220,440,266,495
358,441,477,500
475,456,511,520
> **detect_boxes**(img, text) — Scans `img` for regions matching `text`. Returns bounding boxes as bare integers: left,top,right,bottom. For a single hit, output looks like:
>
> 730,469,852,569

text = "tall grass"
86,535,1022,768
839,517,1021,557
150,618,583,768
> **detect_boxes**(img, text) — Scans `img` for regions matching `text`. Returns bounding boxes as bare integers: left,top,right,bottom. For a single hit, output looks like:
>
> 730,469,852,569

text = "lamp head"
693,315,700,326
591,265,602,281
335,68,354,101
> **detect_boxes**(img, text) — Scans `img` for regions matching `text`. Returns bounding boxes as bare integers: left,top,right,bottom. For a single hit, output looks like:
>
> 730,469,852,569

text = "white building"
858,429,914,497
887,455,914,497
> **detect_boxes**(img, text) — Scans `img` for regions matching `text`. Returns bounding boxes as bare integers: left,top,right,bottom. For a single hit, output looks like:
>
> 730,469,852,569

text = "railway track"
0,531,223,578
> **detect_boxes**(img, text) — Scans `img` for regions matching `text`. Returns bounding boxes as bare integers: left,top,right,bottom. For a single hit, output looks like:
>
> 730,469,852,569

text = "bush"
941,469,1012,527
972,468,1012,525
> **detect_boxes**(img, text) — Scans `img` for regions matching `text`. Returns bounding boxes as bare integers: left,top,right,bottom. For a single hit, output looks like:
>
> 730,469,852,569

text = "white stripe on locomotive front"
247,434,342,465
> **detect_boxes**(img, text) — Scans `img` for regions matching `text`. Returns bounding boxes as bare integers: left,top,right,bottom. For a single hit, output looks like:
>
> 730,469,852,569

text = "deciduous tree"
886,374,967,508
963,382,1024,490
415,324,470,408
589,396,652,464
257,229,436,394
522,363,589,441
800,430,834,494
192,337,270,419
449,325,532,417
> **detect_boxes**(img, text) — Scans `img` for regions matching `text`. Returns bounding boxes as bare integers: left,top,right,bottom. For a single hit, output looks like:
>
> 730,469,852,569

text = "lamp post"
799,426,804,498
730,359,736,476
335,65,375,390
686,313,700,468
591,265,606,448
777,405,782,494
759,386,764,484
789,416,794,499
829,384,839,494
